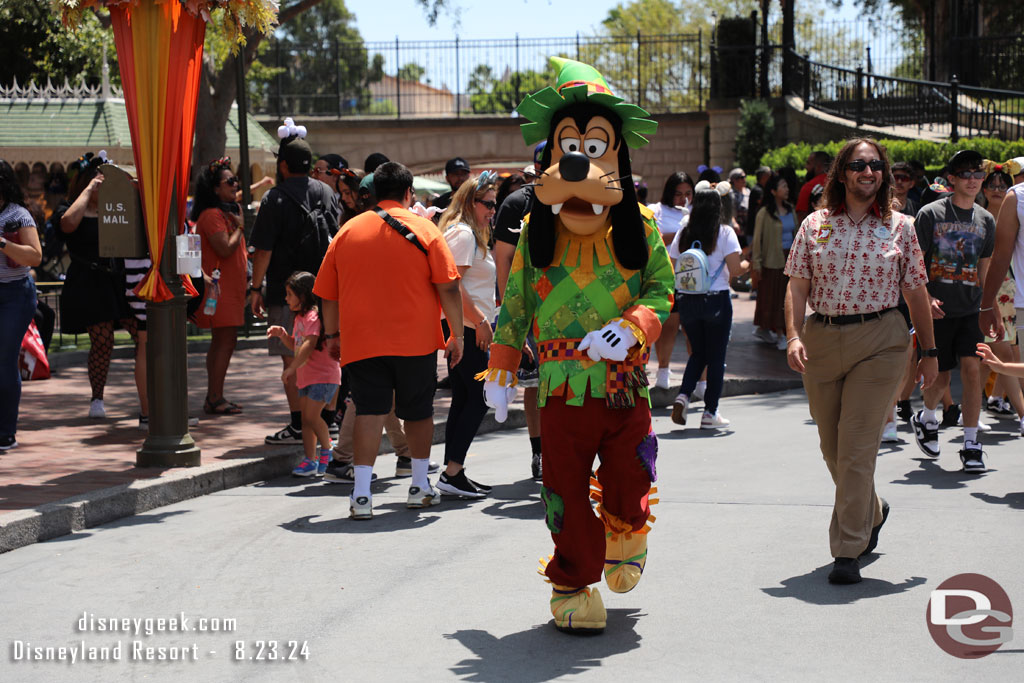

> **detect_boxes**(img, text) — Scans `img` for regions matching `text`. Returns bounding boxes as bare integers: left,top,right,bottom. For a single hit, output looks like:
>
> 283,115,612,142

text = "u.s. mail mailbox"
97,164,148,258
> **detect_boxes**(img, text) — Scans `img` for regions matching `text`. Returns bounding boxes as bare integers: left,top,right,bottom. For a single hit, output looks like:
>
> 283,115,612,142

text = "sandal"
203,397,242,415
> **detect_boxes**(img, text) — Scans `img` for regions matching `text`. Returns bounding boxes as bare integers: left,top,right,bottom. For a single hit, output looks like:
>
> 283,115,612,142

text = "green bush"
761,137,1024,170
735,99,775,173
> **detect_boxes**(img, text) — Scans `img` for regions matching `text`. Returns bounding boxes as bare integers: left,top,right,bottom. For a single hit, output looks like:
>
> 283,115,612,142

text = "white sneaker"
671,394,689,425
776,335,788,351
753,327,776,345
692,382,706,402
407,484,441,508
881,421,899,442
654,368,671,390
88,399,106,419
700,411,730,429
349,495,372,520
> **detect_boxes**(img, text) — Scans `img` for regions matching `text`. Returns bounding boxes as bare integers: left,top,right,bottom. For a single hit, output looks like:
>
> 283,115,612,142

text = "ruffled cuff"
607,316,647,352
473,367,519,387
622,305,661,345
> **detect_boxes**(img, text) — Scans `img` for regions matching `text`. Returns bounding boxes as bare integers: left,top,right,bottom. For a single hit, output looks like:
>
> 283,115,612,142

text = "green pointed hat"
515,56,657,149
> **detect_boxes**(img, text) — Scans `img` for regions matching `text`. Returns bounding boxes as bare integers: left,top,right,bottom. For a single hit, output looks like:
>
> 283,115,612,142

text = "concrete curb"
0,376,795,554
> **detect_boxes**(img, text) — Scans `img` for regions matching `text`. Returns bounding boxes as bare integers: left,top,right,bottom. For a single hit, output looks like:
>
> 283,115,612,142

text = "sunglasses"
986,184,1009,192
892,174,912,183
221,176,239,186
846,159,885,173
475,199,497,210
954,170,987,180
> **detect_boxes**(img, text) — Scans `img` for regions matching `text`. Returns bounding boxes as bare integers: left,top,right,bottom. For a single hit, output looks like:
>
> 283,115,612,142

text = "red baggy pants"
541,394,655,588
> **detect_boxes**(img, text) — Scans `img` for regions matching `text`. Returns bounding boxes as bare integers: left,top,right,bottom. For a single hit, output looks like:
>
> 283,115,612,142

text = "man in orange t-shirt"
314,161,464,520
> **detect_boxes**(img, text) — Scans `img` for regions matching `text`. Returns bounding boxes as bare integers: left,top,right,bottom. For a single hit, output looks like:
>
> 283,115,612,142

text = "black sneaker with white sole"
959,446,986,473
265,424,302,445
910,410,940,458
0,434,17,450
437,470,487,498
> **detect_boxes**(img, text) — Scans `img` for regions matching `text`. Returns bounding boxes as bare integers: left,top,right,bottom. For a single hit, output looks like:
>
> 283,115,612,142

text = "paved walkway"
1,296,797,547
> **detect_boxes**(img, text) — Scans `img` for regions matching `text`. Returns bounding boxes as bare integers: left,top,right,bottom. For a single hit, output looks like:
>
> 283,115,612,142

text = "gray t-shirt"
914,197,995,318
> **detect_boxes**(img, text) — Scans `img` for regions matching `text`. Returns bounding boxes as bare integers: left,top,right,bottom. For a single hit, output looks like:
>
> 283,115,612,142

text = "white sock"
696,380,707,391
657,367,670,380
921,407,940,426
352,465,374,499
963,427,979,446
411,457,431,490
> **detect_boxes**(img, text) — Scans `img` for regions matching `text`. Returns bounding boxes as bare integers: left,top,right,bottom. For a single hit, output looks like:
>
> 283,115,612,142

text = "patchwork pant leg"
594,401,656,532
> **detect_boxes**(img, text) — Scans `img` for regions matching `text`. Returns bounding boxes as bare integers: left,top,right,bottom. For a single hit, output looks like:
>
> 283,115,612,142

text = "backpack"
273,184,334,276
675,240,726,295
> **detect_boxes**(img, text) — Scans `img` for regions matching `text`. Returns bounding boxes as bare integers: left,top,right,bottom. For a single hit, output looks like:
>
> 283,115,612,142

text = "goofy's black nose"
559,152,590,182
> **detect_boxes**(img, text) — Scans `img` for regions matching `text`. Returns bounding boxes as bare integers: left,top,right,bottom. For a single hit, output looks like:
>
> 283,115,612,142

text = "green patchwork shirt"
490,208,673,407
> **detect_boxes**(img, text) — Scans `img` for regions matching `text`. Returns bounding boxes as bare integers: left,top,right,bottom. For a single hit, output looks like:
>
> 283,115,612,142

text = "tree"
466,63,559,114
398,63,427,83
0,1,117,87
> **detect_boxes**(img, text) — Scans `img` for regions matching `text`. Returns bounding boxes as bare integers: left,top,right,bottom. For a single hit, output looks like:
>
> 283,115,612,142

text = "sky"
353,0,861,43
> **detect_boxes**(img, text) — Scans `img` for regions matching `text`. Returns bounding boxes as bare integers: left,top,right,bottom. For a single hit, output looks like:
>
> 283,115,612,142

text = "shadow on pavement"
444,608,642,682
279,507,442,534
971,490,1024,510
761,558,927,605
889,459,990,490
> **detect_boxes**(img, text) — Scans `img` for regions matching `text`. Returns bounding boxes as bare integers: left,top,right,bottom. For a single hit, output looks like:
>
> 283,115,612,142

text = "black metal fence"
253,33,706,119
795,51,1024,142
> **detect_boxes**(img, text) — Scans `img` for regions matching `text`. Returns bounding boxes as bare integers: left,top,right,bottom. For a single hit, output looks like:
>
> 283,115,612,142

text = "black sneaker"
265,424,302,445
896,399,912,423
395,456,440,477
328,421,340,439
959,446,987,473
827,557,862,584
531,452,543,480
860,499,889,557
941,403,961,428
437,470,487,498
466,472,492,493
0,434,17,451
910,410,940,458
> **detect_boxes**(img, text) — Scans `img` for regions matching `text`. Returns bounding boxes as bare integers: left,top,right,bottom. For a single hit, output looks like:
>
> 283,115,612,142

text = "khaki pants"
332,398,410,460
801,311,908,558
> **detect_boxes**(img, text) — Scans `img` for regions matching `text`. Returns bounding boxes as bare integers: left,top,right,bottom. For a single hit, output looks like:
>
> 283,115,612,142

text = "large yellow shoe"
604,531,647,594
550,584,606,633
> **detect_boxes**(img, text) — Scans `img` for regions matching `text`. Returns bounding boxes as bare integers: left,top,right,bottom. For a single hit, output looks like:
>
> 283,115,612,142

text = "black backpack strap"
374,206,429,255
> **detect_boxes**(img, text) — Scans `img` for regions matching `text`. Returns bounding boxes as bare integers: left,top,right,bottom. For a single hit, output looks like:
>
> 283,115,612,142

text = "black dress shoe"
860,499,890,557
828,557,862,584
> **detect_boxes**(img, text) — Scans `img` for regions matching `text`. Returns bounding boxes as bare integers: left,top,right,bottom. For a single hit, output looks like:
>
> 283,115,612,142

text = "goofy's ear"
528,202,557,268
608,142,648,271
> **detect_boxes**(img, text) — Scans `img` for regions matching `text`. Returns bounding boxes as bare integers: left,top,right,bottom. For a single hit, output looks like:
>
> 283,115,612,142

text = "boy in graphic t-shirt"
911,150,996,473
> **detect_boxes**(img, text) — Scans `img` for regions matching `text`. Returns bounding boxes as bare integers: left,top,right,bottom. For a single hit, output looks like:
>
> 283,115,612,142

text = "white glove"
577,320,638,362
410,202,442,219
484,380,517,423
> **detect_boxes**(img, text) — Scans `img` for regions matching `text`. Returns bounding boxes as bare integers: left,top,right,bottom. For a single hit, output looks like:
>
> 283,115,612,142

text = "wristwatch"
325,332,339,340
248,286,261,294
0,236,7,250
921,347,939,358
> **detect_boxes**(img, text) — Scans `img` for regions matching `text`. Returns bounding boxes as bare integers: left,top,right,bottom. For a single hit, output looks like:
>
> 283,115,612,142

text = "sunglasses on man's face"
475,199,496,210
892,174,912,183
846,159,885,173
954,170,987,180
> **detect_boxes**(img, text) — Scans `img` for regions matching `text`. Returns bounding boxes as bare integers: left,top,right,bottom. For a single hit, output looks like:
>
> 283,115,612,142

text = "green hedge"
761,138,1024,170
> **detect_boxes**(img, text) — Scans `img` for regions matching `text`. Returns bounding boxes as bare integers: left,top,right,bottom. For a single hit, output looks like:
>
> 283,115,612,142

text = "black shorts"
344,353,436,421
932,313,982,372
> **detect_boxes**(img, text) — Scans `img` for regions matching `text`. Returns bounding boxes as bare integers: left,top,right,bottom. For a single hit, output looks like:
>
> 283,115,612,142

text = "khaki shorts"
267,304,294,357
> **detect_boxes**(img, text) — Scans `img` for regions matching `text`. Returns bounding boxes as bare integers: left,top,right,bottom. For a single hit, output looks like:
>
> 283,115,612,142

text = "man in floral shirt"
784,138,938,585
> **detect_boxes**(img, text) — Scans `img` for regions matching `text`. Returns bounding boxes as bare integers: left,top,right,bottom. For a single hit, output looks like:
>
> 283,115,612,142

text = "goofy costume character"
480,57,673,633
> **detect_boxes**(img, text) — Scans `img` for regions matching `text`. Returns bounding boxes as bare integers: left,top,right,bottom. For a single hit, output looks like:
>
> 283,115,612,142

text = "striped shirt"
0,203,36,283
124,258,151,321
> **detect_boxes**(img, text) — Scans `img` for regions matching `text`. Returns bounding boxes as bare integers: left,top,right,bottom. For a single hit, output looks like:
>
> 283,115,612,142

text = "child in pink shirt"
267,271,342,476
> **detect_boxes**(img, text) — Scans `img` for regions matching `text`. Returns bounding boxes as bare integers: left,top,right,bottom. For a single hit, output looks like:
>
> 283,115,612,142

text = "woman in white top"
648,172,694,390
668,182,749,429
437,172,498,499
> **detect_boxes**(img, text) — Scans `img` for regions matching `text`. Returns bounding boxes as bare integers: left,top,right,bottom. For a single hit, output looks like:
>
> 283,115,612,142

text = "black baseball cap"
947,149,983,173
320,153,348,173
445,157,470,175
277,136,312,173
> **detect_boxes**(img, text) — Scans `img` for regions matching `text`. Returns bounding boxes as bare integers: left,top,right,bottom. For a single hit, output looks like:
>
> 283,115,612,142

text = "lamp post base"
137,435,201,468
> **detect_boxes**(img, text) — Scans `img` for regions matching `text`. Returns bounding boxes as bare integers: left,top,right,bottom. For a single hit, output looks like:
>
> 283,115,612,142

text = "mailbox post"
98,166,200,467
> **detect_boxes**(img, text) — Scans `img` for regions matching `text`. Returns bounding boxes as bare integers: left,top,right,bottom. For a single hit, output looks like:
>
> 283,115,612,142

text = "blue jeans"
0,277,37,437
677,291,732,415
